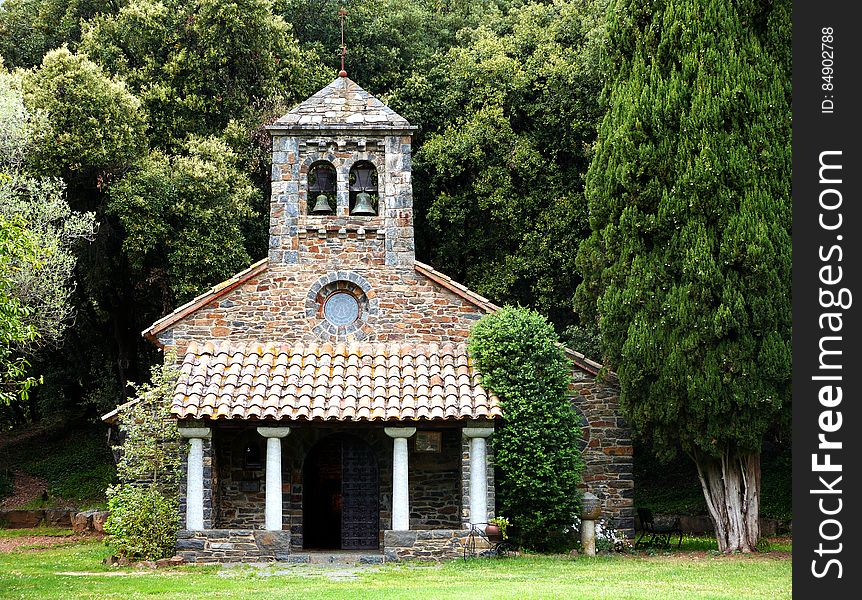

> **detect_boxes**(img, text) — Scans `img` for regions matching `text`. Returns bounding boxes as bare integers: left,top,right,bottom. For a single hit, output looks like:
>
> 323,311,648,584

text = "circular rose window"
324,292,360,326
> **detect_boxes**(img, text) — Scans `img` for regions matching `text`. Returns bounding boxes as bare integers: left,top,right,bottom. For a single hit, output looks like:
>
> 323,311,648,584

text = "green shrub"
104,484,179,560
468,306,584,551
105,357,183,560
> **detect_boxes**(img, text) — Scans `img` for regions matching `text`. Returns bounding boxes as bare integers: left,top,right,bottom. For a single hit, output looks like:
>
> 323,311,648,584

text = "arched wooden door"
303,435,379,550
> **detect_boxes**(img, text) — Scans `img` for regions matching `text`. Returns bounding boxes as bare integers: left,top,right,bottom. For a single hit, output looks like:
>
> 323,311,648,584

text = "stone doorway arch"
302,434,379,550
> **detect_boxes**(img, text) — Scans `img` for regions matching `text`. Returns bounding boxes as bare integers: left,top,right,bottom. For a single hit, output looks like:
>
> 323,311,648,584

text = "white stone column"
179,427,211,531
385,427,416,531
257,427,291,531
464,427,494,528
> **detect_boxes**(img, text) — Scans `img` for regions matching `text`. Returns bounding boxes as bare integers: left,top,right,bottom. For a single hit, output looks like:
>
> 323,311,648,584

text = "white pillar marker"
257,427,291,531
385,427,416,531
178,427,211,531
464,427,494,528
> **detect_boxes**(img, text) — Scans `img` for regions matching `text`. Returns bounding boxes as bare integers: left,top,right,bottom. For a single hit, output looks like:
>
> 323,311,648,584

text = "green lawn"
0,538,791,600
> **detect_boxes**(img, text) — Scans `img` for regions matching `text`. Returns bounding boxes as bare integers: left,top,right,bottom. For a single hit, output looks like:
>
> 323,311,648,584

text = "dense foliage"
1,67,94,405
468,306,583,551
576,0,791,551
0,0,609,429
105,359,183,559
0,1,791,552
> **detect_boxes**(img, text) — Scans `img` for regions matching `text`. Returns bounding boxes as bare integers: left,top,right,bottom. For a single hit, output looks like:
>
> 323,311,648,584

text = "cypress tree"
577,0,791,552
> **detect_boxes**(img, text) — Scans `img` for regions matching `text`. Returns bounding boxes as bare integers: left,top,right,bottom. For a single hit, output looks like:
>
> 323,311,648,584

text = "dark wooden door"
340,438,379,550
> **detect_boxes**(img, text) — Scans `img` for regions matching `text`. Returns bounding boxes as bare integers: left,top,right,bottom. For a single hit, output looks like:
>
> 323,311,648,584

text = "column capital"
463,427,494,438
385,427,416,439
257,426,291,439
178,427,211,439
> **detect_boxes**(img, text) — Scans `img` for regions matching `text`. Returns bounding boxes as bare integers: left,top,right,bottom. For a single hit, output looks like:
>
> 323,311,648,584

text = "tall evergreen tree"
576,0,791,552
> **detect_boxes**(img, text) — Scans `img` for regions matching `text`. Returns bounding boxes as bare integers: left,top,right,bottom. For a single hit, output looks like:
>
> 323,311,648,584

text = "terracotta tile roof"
172,341,501,422
267,77,415,132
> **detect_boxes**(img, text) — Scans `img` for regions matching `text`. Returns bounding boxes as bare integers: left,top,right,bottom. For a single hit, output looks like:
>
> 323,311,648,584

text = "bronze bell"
312,193,332,214
351,191,376,216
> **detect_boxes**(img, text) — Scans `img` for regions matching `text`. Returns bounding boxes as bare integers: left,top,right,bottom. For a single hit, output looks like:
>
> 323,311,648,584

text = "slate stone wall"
156,266,486,350
176,529,290,563
383,529,492,561
213,429,267,529
408,428,461,529
269,133,414,269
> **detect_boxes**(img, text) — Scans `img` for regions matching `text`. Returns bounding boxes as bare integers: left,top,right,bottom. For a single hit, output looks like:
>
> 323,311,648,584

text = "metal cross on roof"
338,7,348,78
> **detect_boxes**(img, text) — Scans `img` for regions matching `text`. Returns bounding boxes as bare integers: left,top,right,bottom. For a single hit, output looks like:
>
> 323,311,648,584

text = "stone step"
285,552,384,565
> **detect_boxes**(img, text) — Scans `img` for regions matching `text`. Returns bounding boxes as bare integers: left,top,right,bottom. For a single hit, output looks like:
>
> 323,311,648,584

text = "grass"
0,527,73,538
0,539,791,600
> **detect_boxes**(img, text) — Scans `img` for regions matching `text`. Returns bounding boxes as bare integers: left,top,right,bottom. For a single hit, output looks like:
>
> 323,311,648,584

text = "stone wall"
156,265,486,351
213,429,267,529
269,132,414,269
176,529,290,563
383,529,492,561
570,370,634,536
409,428,461,529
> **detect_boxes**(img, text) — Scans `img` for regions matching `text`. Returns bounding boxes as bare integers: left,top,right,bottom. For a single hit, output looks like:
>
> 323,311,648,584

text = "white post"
179,427,211,531
257,427,291,531
464,427,494,528
385,427,416,531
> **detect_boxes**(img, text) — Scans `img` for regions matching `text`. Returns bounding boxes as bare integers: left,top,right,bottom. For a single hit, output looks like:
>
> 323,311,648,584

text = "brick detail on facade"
156,266,486,350
571,370,634,536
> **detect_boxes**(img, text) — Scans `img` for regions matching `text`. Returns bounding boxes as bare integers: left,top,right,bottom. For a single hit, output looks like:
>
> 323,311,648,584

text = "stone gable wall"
156,266,486,352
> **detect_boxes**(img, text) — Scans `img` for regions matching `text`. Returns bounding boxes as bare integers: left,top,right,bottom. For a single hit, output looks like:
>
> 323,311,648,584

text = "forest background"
0,0,791,545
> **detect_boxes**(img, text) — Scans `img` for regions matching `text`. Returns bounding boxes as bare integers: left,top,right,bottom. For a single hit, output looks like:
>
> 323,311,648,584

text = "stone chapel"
106,75,633,562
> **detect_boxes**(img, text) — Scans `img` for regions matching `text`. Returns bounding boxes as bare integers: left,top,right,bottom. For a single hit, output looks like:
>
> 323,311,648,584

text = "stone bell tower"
265,76,417,271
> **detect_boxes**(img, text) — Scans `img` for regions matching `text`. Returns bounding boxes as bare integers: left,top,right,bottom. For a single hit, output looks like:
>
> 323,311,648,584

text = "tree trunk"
692,449,761,553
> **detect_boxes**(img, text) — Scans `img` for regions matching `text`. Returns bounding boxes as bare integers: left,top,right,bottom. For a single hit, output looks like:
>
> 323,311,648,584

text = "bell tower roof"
268,77,415,133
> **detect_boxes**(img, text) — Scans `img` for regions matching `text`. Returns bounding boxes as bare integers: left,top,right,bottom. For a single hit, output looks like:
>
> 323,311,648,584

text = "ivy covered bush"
104,358,183,560
468,306,584,551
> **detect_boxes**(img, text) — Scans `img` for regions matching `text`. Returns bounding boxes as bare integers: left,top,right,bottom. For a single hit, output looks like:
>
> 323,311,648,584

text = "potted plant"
486,516,509,542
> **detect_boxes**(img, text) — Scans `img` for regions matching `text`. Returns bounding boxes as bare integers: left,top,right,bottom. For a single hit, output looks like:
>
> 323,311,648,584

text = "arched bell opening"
308,161,337,215
302,434,379,550
348,161,378,216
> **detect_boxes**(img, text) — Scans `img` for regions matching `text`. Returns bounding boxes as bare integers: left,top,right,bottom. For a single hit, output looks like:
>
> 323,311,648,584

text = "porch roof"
172,340,502,422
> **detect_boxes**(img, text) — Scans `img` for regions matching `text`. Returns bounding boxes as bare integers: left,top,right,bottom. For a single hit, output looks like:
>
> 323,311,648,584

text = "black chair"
635,508,683,549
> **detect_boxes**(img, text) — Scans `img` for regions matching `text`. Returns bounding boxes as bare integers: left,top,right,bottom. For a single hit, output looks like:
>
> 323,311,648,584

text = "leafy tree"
576,0,791,552
278,0,483,96
109,136,257,304
1,66,96,415
0,0,110,69
0,215,40,405
405,1,606,327
468,306,583,550
22,46,148,184
1,68,97,346
80,0,318,150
